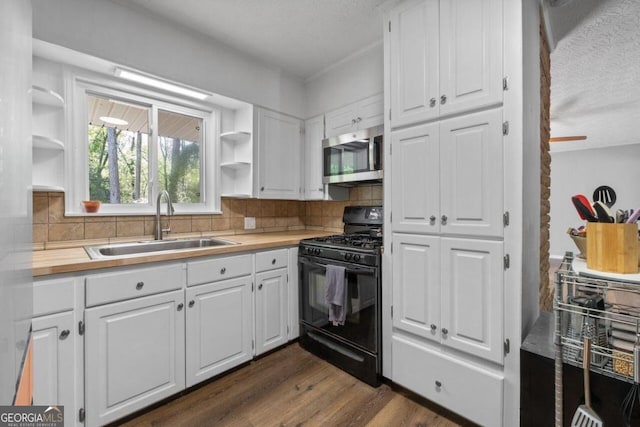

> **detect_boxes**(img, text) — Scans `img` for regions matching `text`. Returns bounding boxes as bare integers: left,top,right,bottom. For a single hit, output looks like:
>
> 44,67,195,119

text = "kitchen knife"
571,195,598,222
593,201,614,223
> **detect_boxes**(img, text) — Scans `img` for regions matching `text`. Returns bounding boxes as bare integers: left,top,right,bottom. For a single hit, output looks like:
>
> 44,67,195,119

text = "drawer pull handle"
59,330,70,340
177,303,184,311
220,267,226,274
136,281,144,290
272,259,276,265
258,284,263,290
435,380,442,388
188,300,195,308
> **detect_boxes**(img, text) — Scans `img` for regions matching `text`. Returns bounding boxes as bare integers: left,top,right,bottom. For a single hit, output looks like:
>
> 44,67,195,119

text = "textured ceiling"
118,0,386,80
550,0,640,152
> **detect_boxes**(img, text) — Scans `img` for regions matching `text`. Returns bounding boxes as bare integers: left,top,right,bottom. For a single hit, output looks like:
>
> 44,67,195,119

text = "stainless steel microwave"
322,124,383,185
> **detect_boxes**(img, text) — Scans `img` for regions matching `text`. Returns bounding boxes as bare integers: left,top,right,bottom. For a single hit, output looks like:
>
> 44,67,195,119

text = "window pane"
158,110,202,203
87,94,150,204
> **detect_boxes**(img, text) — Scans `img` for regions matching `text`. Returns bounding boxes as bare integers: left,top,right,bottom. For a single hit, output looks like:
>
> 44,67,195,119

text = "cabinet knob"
440,95,447,105
59,329,70,340
441,328,448,335
188,300,195,308
352,119,357,124
260,186,264,191
136,281,144,290
177,303,184,311
272,258,276,265
220,267,226,274
356,117,362,122
441,215,448,225
435,380,442,388
429,98,436,108
258,284,263,290
429,215,436,225
430,324,437,331
318,187,323,192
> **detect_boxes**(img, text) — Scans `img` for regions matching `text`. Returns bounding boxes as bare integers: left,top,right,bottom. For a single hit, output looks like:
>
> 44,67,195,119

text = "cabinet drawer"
392,335,503,426
255,249,288,272
187,254,253,286
85,263,185,307
33,276,75,317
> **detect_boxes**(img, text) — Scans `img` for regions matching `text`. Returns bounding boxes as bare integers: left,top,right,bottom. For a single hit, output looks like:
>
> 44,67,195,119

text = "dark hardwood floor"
120,343,469,426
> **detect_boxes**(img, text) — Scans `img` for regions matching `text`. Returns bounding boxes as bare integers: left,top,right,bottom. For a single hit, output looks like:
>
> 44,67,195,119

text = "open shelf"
33,135,64,151
32,85,64,107
33,184,64,192
220,131,251,141
220,161,251,170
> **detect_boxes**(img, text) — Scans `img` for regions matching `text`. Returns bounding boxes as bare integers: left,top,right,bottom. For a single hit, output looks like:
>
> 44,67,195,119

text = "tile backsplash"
32,184,382,248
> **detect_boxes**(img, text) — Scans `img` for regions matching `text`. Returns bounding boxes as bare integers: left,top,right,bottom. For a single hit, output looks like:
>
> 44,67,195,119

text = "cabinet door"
256,109,302,199
355,93,384,130
440,109,503,237
325,103,358,138
389,0,439,128
392,234,440,342
440,238,503,364
391,123,440,234
303,115,325,200
32,311,75,427
288,247,300,340
185,276,252,387
255,268,289,355
85,290,185,426
439,0,503,116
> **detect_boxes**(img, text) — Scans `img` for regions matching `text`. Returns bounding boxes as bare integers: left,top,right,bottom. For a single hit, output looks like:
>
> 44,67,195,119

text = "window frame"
66,71,221,216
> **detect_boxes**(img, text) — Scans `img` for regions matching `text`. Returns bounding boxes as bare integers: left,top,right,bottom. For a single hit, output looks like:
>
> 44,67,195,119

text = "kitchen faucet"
155,190,175,240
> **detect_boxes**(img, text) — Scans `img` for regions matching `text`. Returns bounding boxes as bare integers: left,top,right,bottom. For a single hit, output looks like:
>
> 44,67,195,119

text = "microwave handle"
369,139,376,171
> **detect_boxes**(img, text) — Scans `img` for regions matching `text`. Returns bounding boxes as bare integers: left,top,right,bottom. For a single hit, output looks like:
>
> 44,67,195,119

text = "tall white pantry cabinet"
383,0,540,426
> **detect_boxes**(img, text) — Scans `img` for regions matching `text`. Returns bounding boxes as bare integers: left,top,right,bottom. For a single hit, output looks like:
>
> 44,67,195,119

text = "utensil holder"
586,222,639,274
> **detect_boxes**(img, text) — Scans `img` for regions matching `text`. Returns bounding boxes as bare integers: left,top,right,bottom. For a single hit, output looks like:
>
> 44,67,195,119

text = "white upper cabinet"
325,93,384,138
255,108,303,199
303,115,325,200
389,0,503,129
392,108,503,238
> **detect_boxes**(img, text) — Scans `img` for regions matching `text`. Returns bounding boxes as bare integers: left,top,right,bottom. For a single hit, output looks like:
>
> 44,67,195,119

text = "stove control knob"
314,248,321,256
353,254,361,262
345,253,353,261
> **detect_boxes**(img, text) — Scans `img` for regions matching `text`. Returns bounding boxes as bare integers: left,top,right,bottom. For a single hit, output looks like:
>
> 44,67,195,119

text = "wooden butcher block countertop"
33,230,334,277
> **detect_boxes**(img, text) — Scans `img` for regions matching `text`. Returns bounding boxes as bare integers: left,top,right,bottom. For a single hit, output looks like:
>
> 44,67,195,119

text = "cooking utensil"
621,340,640,427
571,338,603,427
593,201,615,223
572,195,598,222
627,208,640,224
593,185,616,208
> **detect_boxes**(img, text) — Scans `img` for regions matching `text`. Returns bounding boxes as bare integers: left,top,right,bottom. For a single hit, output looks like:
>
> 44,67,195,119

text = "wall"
32,0,305,117
0,0,32,405
32,185,383,248
550,144,640,257
304,42,383,118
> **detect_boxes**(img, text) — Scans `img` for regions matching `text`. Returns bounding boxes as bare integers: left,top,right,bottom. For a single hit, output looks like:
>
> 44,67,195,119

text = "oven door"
299,255,379,354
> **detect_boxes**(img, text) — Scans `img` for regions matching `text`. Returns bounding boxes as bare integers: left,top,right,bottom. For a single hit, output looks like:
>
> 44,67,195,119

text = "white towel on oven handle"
325,264,347,326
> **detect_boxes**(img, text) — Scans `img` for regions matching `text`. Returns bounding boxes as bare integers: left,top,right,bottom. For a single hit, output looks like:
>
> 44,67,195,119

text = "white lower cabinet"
392,234,504,364
255,268,288,355
185,276,253,387
392,335,503,427
84,290,186,426
32,311,76,427
288,247,299,340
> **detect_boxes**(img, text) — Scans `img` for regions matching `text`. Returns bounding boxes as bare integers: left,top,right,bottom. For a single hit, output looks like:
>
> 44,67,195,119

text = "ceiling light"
99,116,129,126
114,68,210,100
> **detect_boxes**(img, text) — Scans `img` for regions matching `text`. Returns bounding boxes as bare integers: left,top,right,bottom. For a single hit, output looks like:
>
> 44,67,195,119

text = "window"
67,77,219,215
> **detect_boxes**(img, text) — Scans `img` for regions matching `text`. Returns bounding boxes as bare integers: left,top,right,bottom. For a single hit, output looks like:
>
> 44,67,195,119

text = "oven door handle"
299,256,375,275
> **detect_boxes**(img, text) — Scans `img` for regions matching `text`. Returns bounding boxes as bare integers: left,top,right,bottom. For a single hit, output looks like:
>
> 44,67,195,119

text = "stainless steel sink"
84,237,238,259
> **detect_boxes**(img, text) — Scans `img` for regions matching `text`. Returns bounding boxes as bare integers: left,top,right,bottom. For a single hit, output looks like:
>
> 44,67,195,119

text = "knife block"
586,222,639,273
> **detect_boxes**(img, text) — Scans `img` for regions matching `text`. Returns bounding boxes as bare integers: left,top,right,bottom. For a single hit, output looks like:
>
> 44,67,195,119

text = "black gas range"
298,206,383,386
